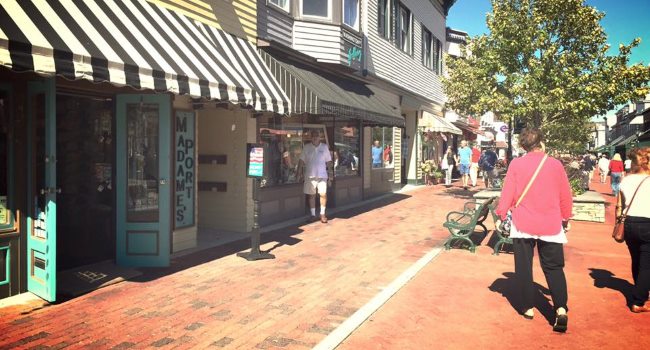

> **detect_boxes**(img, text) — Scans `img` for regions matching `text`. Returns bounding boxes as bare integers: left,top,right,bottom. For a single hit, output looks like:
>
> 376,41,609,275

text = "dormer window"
301,0,331,19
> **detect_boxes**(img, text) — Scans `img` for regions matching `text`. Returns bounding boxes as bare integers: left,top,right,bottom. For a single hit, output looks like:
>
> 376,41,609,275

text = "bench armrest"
446,211,470,222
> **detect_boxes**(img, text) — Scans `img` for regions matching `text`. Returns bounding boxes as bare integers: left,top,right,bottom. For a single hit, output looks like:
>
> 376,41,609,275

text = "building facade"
0,0,290,302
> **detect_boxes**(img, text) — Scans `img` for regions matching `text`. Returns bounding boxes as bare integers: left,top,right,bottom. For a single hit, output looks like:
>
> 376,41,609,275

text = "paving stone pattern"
0,185,470,349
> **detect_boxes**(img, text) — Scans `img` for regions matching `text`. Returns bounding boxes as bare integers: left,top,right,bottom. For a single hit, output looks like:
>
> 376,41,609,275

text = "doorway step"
57,260,141,298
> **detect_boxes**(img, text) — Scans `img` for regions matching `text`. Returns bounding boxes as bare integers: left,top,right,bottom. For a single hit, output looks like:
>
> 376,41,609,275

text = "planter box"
473,190,605,223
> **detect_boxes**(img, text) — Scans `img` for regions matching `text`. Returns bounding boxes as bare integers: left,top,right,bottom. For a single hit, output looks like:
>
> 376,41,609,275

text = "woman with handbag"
616,147,650,313
496,128,573,332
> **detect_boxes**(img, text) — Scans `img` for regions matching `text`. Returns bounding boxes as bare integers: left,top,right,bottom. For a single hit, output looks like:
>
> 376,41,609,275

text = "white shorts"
304,178,328,195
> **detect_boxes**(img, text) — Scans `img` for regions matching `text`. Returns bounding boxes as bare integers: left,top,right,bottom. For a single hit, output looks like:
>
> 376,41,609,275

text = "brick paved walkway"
339,171,650,350
0,183,471,349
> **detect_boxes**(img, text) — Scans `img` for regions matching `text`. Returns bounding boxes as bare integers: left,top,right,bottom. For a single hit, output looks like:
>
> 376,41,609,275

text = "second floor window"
377,0,391,39
433,37,442,74
344,0,359,29
269,0,289,11
302,0,330,18
396,4,411,54
422,27,432,69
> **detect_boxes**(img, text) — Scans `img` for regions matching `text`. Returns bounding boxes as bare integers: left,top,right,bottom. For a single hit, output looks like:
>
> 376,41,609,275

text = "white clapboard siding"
365,0,447,105
293,21,342,63
257,4,294,47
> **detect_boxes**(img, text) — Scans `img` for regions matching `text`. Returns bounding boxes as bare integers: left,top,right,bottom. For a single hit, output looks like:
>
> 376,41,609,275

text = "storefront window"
333,119,360,176
371,127,394,169
259,116,350,187
259,115,305,187
0,90,12,230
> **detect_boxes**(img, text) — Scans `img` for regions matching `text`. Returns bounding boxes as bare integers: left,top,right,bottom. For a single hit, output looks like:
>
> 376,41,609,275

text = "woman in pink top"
496,128,573,332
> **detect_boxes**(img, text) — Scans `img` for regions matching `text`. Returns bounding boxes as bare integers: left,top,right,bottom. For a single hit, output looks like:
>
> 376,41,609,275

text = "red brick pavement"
340,169,650,350
0,182,474,350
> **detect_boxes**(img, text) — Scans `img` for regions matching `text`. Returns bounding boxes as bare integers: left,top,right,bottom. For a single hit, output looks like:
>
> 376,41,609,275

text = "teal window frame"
0,246,9,286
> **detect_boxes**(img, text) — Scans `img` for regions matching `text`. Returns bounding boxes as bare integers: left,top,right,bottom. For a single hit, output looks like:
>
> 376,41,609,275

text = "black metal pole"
237,177,275,261
507,118,513,162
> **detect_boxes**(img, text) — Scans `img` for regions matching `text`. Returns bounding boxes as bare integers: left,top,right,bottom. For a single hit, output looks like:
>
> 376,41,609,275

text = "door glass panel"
32,93,47,239
126,103,159,222
0,91,10,228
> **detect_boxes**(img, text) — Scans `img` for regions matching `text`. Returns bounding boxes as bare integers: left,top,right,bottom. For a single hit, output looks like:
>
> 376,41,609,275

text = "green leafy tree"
443,0,650,152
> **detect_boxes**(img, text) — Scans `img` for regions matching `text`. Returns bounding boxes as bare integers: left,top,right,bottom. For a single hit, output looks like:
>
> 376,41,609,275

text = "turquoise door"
26,79,57,302
116,95,171,267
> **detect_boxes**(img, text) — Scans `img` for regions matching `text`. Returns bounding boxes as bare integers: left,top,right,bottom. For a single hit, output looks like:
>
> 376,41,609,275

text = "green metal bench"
488,197,513,255
443,197,496,253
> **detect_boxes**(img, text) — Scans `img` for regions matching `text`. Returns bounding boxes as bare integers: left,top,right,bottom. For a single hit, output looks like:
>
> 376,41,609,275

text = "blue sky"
446,0,650,119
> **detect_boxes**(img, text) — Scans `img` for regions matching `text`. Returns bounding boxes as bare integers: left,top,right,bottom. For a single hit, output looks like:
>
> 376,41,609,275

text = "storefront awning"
0,0,289,113
420,111,462,134
452,120,484,135
260,50,404,127
607,135,624,148
615,134,638,148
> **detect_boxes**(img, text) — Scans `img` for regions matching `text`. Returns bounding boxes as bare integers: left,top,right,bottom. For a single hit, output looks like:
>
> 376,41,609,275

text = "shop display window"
333,119,360,176
371,127,394,169
0,89,13,231
259,115,359,187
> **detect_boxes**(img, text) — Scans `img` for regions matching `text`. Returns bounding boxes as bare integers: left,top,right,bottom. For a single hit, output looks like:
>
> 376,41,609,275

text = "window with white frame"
302,0,330,18
396,3,411,54
269,0,290,12
343,0,359,29
377,0,391,39
422,27,432,69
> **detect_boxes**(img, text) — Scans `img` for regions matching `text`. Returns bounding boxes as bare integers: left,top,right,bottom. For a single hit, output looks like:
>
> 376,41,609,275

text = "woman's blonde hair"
628,147,650,174
612,153,622,161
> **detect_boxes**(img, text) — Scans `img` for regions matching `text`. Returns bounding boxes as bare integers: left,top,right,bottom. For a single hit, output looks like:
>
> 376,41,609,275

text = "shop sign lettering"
247,146,264,178
347,47,362,66
175,111,195,228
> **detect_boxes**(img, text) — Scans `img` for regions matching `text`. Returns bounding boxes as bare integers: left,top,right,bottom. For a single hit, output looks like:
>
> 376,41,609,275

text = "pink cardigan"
496,152,573,236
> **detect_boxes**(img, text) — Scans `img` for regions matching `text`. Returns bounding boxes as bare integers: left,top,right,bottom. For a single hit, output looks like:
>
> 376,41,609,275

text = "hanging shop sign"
247,144,265,178
342,28,363,71
175,111,195,228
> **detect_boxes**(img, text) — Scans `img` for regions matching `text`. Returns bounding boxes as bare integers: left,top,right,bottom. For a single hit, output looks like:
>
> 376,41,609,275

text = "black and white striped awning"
0,0,289,113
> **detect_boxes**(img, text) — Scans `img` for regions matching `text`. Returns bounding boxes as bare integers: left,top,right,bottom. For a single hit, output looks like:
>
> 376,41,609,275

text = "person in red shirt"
496,128,573,333
470,144,481,186
609,153,625,197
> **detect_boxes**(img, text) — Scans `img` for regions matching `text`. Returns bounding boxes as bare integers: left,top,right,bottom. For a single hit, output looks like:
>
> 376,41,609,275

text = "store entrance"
56,94,114,271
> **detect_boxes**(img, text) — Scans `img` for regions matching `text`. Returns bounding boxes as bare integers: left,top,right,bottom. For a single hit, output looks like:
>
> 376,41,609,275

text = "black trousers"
624,217,650,307
513,238,568,312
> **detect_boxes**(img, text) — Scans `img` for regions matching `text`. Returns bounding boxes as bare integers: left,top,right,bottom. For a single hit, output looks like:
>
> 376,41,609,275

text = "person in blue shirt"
457,140,472,189
479,147,499,188
372,140,383,168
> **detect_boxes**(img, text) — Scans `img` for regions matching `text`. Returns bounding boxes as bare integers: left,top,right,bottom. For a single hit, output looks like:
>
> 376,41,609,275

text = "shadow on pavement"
330,193,411,219
434,187,478,200
129,193,412,284
588,268,634,307
489,272,556,325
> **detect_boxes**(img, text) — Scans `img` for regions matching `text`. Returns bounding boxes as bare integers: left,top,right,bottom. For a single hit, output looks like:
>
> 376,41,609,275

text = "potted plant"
420,160,437,185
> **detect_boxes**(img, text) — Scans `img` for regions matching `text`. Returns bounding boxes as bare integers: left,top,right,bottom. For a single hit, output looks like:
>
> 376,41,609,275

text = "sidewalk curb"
313,246,445,350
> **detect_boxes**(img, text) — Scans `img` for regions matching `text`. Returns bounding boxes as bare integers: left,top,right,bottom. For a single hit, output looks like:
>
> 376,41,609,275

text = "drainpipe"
361,0,369,76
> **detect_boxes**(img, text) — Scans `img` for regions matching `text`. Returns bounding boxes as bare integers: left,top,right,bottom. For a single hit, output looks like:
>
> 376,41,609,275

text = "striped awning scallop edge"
0,0,289,114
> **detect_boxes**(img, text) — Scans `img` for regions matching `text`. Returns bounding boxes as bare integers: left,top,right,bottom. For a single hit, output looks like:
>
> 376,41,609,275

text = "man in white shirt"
298,130,333,223
598,154,610,183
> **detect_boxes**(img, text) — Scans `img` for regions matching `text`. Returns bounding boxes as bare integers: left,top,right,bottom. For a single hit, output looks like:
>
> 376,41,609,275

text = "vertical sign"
247,144,264,178
175,111,195,228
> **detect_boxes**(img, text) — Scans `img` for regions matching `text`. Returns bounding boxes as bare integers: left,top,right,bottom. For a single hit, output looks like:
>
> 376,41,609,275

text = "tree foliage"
443,0,650,151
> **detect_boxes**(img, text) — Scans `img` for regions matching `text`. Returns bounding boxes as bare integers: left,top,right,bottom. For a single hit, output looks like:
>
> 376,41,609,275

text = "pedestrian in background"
479,147,498,188
496,128,573,333
470,144,481,187
457,140,472,190
617,147,650,313
582,153,595,187
441,146,455,186
609,153,624,197
624,156,632,175
598,154,610,183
